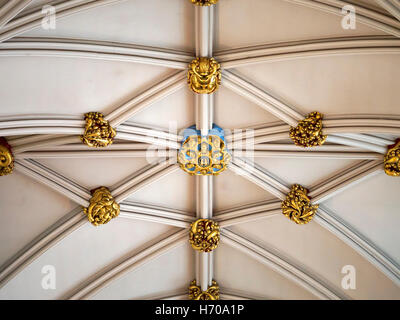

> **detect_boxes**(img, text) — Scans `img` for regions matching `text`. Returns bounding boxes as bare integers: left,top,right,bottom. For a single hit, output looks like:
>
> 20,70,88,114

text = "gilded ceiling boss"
189,280,220,300
190,0,219,6
84,187,120,226
0,137,14,176
81,112,116,148
384,139,400,177
290,111,327,147
189,219,220,252
188,57,221,94
178,125,231,176
281,184,319,225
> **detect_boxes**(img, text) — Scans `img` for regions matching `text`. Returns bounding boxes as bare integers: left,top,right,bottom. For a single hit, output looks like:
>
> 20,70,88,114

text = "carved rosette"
81,112,116,148
189,280,220,300
190,0,219,6
84,187,120,226
178,125,231,176
188,57,221,94
289,111,327,147
189,219,220,252
384,139,400,177
281,184,318,225
0,138,14,176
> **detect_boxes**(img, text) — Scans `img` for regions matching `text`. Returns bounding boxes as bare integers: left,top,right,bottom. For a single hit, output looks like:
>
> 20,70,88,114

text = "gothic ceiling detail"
0,0,399,300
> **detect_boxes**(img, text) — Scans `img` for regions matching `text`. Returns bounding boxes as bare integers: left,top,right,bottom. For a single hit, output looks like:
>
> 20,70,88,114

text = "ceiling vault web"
0,0,399,299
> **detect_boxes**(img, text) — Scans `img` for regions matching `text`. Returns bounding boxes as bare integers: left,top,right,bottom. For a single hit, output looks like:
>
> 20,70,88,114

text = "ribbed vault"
0,0,399,300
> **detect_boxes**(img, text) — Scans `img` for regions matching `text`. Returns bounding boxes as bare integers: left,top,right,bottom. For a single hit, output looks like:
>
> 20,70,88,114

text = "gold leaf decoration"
289,111,327,147
81,112,116,148
188,57,221,94
384,139,400,177
84,187,120,226
178,135,231,176
281,184,318,225
189,280,219,300
189,219,220,252
190,0,219,6
0,138,14,176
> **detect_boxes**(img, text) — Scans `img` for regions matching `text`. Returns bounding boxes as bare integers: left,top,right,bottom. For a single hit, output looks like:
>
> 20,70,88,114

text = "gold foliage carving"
189,280,219,300
190,0,219,6
189,219,220,252
0,138,14,176
289,111,327,147
281,184,318,225
84,187,120,226
384,139,400,177
81,112,116,148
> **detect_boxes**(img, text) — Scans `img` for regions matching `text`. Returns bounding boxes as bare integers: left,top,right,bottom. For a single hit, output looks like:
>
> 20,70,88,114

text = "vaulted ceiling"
0,0,399,300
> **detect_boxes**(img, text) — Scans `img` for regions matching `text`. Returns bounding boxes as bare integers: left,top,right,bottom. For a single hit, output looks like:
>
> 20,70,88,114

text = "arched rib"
315,205,400,286
215,200,282,227
112,159,179,203
67,229,187,300
0,0,32,29
15,149,174,159
223,71,302,126
222,75,393,153
217,36,400,68
282,0,400,37
13,136,80,153
15,159,90,206
0,37,193,69
243,150,381,160
231,157,290,195
0,0,130,42
0,207,86,289
309,160,383,204
106,71,187,127
376,0,400,21
326,135,387,153
222,229,345,300
0,126,82,136
119,201,194,228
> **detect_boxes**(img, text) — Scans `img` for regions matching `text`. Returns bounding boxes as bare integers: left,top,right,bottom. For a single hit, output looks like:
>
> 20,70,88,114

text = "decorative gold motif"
190,0,219,6
189,219,220,252
178,135,231,176
81,112,116,148
189,280,220,300
188,57,221,94
384,139,400,177
0,138,14,176
289,111,327,147
281,184,318,225
84,187,120,226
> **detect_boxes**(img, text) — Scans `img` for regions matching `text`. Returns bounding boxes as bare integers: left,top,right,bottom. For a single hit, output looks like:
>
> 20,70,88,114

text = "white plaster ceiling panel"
233,54,400,117
127,169,196,213
214,170,277,212
216,0,385,51
323,172,400,265
0,220,177,299
128,88,195,131
214,86,281,129
0,57,173,116
229,216,400,299
254,158,359,187
92,244,193,300
215,242,317,300
22,0,195,51
0,171,76,266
